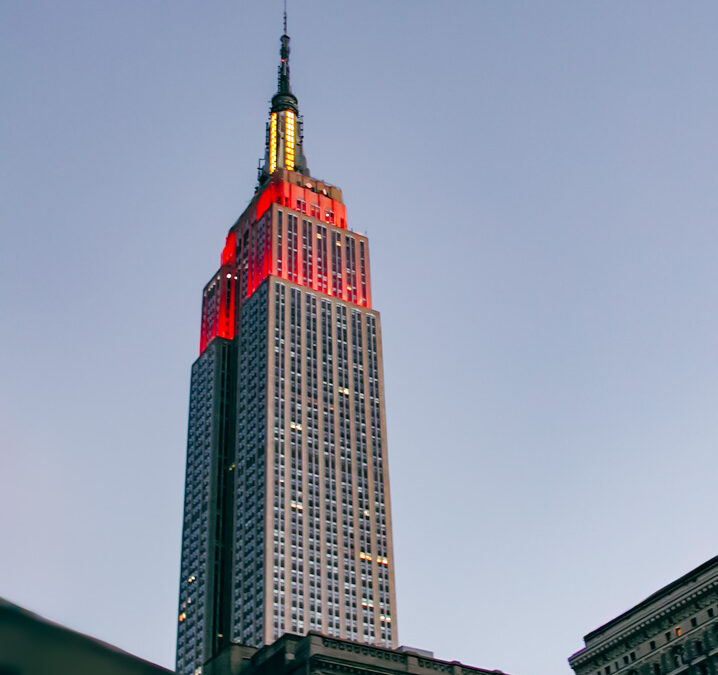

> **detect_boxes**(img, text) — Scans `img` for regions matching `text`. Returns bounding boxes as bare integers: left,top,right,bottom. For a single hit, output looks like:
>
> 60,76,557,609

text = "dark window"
691,617,697,627
650,640,656,650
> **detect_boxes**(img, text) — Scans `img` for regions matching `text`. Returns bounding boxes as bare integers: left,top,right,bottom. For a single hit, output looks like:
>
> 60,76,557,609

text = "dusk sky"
2,3,717,675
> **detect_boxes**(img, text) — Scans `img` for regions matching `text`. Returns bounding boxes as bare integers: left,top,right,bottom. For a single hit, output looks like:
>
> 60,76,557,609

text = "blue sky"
1,3,717,675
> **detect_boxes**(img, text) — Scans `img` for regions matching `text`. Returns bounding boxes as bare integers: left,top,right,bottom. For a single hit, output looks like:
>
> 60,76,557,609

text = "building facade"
202,632,510,675
569,556,718,675
176,25,398,675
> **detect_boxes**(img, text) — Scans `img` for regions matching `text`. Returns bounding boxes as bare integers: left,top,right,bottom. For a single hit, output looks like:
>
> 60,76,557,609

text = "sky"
1,2,717,675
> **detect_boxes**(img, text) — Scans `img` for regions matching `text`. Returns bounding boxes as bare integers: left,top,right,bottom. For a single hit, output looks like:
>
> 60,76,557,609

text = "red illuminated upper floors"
199,170,372,354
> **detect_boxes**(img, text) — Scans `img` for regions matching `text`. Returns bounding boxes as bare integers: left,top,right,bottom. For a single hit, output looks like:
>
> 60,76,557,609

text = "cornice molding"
571,580,718,667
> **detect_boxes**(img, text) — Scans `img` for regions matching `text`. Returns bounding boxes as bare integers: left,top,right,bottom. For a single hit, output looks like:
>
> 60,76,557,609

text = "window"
650,640,656,650
691,617,697,627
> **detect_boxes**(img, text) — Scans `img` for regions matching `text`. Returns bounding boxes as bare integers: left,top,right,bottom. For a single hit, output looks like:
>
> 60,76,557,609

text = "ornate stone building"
203,632,510,675
569,556,718,675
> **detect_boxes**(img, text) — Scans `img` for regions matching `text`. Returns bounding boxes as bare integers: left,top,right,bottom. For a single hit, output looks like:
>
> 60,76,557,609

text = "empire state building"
176,24,398,675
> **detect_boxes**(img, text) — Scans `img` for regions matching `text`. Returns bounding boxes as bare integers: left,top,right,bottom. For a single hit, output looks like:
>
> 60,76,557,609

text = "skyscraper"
176,22,398,675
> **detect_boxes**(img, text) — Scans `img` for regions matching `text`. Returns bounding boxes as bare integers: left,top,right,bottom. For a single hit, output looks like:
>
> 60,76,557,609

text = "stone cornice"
315,637,504,675
310,655,398,675
319,638,409,665
570,579,718,668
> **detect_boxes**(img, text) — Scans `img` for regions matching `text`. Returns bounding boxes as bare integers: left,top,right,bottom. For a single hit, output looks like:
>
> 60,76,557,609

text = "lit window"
269,113,278,173
285,110,296,170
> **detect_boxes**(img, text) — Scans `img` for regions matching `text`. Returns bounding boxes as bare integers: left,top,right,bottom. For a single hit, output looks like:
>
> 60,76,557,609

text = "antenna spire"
259,1,309,181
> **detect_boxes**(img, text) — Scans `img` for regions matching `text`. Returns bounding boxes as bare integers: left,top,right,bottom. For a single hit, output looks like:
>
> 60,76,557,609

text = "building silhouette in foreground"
569,556,718,675
176,20,397,675
0,598,172,675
